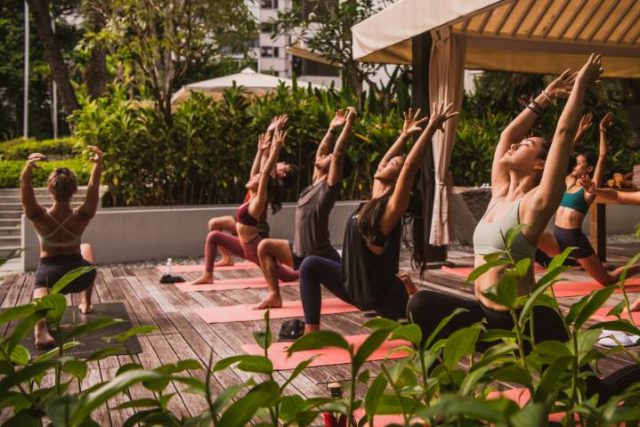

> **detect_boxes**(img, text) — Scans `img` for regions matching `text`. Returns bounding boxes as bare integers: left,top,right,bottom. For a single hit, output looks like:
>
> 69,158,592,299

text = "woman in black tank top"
298,103,458,334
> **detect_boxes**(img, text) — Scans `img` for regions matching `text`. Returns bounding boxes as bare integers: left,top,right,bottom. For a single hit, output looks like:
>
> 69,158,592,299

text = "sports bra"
236,202,259,227
559,185,589,215
472,198,536,261
37,211,82,248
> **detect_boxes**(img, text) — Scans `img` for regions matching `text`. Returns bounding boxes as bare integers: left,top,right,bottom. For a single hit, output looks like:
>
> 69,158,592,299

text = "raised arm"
20,153,47,220
77,146,104,219
592,112,613,187
492,71,575,193
378,102,458,237
249,129,285,218
315,110,346,165
378,108,428,171
572,113,593,151
581,175,640,204
250,133,270,178
531,54,602,225
327,107,357,186
267,115,287,177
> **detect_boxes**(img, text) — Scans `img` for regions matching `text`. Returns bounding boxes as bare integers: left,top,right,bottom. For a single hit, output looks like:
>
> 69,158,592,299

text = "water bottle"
165,258,174,276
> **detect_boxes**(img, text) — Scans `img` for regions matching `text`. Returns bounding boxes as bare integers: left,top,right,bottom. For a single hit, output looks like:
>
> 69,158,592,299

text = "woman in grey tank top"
254,108,357,309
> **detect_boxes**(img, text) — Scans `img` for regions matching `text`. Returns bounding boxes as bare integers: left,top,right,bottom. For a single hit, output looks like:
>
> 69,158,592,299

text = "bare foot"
304,324,319,335
397,273,418,296
35,326,55,350
190,273,214,285
79,302,93,314
255,293,283,309
215,258,234,267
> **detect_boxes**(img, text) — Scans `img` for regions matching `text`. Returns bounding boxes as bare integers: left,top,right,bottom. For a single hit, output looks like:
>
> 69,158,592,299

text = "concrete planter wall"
22,201,362,271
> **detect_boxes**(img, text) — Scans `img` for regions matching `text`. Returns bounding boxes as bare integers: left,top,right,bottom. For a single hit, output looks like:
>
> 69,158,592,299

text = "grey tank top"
293,180,339,257
472,198,536,261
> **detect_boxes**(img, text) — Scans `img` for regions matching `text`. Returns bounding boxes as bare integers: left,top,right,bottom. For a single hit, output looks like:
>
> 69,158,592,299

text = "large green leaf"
211,381,253,414
0,305,35,325
62,360,88,381
9,344,30,366
70,369,169,426
218,380,280,427
64,318,124,340
364,372,388,421
390,323,421,345
423,307,469,349
571,286,615,329
50,266,95,295
36,293,67,324
104,325,157,343
213,355,273,374
353,329,392,372
510,403,548,427
443,323,482,370
287,330,351,355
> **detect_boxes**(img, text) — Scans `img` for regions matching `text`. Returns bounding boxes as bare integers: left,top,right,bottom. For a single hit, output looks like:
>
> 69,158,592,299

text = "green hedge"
0,137,81,160
0,158,91,188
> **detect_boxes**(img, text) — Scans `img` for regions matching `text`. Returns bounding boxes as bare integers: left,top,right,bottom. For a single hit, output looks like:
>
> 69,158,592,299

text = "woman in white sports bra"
407,56,640,401
21,146,103,349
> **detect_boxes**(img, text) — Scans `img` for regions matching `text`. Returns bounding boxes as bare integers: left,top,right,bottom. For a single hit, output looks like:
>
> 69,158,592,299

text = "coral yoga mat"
175,277,298,292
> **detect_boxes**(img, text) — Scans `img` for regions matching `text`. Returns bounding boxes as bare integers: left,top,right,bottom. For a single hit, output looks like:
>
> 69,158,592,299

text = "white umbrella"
171,67,327,105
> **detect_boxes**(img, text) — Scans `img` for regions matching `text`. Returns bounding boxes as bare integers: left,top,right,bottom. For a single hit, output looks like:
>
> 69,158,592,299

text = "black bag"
278,319,305,341
159,274,185,284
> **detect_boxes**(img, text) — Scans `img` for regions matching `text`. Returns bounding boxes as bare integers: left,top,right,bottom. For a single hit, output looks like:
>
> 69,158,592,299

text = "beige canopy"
353,0,640,77
352,0,640,246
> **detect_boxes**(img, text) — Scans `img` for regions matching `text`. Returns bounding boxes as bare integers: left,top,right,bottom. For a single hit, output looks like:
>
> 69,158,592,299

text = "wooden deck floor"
1,241,639,425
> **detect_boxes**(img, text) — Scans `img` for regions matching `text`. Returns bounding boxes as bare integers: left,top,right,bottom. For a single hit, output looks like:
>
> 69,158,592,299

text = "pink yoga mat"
194,298,358,323
592,307,640,325
441,264,545,279
175,278,298,292
487,388,570,422
160,261,258,274
241,334,410,370
551,278,640,298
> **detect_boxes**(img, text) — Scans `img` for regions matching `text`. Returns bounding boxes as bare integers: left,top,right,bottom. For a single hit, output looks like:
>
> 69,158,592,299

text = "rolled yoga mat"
194,297,358,323
241,334,409,370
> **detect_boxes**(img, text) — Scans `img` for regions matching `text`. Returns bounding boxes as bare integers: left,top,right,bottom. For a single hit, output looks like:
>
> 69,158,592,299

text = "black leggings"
407,289,640,402
299,255,408,324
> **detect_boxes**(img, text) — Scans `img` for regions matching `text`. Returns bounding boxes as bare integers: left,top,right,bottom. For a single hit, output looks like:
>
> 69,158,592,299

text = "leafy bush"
0,137,81,160
0,158,91,188
2,240,640,425
70,83,406,207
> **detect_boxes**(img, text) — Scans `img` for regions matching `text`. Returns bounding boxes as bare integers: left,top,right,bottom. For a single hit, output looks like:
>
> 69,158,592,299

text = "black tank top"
341,202,402,310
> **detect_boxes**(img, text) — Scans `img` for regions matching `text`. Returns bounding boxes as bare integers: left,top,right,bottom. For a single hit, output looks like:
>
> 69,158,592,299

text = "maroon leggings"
204,231,299,281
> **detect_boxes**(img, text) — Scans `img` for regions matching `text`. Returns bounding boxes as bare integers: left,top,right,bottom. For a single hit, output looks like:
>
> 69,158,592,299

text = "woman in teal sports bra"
21,146,103,349
538,112,640,285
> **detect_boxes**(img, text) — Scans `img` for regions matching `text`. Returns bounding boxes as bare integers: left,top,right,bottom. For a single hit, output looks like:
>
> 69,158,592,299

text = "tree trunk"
27,0,80,115
84,7,107,99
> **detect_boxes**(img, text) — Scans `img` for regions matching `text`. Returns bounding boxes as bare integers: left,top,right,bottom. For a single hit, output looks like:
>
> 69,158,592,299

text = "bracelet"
526,102,543,116
541,90,553,102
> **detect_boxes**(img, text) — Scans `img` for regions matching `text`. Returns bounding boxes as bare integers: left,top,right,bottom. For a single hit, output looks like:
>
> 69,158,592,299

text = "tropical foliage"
2,240,640,425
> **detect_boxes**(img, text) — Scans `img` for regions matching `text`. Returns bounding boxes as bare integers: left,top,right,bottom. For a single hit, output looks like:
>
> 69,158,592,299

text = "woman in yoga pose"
207,116,293,267
580,175,640,310
21,146,103,348
190,125,298,285
537,111,640,284
254,108,356,309
408,55,640,401
298,104,458,334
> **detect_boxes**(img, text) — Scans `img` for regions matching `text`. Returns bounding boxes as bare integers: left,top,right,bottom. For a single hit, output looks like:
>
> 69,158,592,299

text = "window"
261,47,280,58
260,0,278,9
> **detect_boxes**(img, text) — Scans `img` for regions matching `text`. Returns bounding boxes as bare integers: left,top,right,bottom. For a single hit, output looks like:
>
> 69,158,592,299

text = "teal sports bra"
559,186,589,215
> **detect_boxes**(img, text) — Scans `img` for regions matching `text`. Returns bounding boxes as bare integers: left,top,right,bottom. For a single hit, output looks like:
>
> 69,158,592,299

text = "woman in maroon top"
189,121,298,285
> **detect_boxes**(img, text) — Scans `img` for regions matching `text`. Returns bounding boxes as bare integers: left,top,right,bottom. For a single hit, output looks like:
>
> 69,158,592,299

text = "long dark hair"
357,178,426,271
